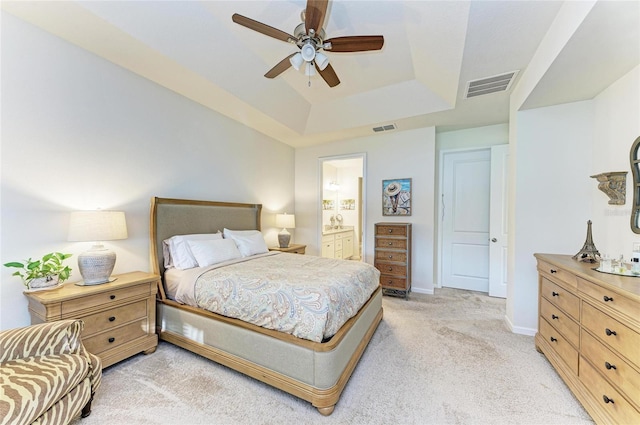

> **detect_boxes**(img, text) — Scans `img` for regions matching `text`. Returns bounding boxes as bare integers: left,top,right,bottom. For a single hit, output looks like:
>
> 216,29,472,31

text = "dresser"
534,254,640,424
24,271,159,368
374,222,412,298
321,229,354,259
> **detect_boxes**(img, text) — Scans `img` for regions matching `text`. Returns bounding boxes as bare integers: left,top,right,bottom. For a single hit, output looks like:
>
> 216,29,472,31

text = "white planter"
28,275,60,290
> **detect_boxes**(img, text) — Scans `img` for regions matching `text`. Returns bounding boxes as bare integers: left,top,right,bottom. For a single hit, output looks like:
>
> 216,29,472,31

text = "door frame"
318,153,367,259
436,147,491,289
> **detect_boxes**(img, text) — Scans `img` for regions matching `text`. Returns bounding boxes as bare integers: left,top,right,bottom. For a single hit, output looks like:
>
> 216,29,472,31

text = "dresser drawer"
581,329,640,409
62,284,150,315
83,319,148,355
376,225,407,237
541,278,580,320
375,263,407,277
375,238,407,250
540,297,579,348
578,277,638,322
582,301,640,364
81,300,147,336
539,317,578,374
375,250,407,263
580,356,640,424
538,260,578,289
380,276,407,289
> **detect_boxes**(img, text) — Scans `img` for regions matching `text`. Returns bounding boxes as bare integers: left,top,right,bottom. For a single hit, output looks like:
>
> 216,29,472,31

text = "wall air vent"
465,70,519,99
372,123,397,133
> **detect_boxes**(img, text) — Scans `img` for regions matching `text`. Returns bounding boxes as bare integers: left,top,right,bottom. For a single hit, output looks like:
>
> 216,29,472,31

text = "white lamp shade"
276,213,295,229
68,211,128,242
315,52,329,71
300,43,316,62
289,52,303,71
305,62,316,76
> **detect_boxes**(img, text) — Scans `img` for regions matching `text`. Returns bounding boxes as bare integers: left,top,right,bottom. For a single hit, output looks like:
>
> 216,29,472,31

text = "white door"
489,145,509,298
441,149,491,292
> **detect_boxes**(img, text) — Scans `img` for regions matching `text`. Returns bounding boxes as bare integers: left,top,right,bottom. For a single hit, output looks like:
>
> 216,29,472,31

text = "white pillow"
187,238,242,267
163,233,222,269
223,228,268,257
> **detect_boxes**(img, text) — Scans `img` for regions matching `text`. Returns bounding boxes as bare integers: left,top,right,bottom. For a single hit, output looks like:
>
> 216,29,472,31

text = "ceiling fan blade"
264,53,296,79
325,35,384,52
317,62,340,87
232,13,295,43
305,0,328,34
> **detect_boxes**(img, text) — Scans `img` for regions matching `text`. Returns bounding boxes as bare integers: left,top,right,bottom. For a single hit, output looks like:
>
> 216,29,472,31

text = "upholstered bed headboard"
149,197,262,280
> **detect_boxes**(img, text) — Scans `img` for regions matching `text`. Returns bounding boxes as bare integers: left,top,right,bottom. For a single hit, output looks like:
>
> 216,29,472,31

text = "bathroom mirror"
631,136,640,233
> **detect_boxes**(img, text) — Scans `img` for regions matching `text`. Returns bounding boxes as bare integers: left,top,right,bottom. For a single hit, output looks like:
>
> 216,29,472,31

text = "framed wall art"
382,178,412,216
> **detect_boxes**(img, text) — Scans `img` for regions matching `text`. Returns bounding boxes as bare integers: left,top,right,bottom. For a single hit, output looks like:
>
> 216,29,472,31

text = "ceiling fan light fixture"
305,61,316,76
315,52,329,70
289,52,304,71
301,42,316,62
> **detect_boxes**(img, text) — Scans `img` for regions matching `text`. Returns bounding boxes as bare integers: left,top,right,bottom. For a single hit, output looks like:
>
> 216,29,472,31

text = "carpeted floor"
73,288,593,425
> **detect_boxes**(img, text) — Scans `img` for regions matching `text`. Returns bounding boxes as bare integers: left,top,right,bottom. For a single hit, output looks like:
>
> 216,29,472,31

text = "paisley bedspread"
171,252,380,342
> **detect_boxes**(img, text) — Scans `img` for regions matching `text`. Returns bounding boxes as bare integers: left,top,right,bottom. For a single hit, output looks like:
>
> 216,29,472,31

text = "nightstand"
269,244,306,254
24,271,159,368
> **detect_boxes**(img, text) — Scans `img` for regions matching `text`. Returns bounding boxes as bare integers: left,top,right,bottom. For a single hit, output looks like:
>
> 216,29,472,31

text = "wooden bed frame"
149,197,383,415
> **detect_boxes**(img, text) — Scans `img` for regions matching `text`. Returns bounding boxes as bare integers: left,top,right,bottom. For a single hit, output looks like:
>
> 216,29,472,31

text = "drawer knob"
108,337,115,343
603,295,614,302
108,316,116,322
388,255,393,259
550,336,557,342
552,292,559,297
605,328,617,336
604,361,617,370
110,295,116,300
387,280,392,284
388,267,393,272
550,269,557,274
388,242,392,246
602,395,614,404
551,314,559,320
388,229,393,233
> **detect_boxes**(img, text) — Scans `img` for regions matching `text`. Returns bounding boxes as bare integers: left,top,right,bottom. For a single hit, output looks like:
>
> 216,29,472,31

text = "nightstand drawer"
375,250,407,263
375,263,407,276
541,278,579,320
81,300,147,336
582,301,640,363
380,276,407,289
62,284,150,315
376,225,407,237
83,319,148,355
540,297,579,348
375,238,407,250
539,317,578,374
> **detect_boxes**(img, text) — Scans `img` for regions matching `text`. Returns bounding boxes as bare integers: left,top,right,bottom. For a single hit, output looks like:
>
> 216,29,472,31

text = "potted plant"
3,252,73,290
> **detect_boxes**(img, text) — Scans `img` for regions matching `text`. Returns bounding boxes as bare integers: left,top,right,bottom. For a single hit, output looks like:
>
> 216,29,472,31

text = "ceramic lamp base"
278,229,291,248
78,245,116,285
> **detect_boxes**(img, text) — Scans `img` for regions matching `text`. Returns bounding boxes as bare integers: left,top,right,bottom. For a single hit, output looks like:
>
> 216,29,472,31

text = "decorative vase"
28,275,60,290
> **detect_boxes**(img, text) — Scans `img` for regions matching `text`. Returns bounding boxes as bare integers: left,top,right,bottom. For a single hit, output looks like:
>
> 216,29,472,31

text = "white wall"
295,127,436,294
0,13,295,330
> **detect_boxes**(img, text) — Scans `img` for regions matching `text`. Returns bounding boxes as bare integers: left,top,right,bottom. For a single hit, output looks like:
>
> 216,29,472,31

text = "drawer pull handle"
602,395,614,404
388,242,393,246
551,314,559,320
550,269,557,273
550,336,557,342
388,255,393,259
387,280,393,284
603,295,614,302
108,316,116,322
108,337,115,343
552,292,559,297
388,229,393,233
605,328,617,336
110,295,116,300
604,362,617,370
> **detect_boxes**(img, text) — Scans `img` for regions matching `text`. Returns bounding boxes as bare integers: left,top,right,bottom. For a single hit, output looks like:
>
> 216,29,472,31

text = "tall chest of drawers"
374,222,412,298
534,254,640,424
24,271,159,368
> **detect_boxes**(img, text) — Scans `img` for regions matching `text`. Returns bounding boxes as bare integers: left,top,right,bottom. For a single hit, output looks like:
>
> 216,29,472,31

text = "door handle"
491,238,497,243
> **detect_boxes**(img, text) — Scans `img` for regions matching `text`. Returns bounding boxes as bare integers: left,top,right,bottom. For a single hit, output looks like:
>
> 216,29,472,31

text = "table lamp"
276,213,295,248
68,210,128,285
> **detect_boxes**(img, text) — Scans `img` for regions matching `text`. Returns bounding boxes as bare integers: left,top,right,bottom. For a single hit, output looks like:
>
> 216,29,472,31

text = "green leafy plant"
4,252,73,288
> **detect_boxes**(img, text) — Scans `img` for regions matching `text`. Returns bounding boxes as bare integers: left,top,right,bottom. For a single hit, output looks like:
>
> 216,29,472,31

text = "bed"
149,197,383,415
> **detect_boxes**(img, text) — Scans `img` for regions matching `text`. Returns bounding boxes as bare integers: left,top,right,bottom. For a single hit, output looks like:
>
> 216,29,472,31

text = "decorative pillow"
163,233,222,269
187,239,242,267
223,228,269,257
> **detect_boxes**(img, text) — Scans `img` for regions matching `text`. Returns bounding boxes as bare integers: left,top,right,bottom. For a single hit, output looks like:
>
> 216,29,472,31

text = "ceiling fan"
232,0,384,87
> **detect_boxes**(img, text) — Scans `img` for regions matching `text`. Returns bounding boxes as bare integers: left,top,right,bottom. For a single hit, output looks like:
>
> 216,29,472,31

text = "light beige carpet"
73,288,593,425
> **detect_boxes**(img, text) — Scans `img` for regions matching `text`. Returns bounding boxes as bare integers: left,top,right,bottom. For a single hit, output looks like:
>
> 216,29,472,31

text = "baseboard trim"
504,314,537,336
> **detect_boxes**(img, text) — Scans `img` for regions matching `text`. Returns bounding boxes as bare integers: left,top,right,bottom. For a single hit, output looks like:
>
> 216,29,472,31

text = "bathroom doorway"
319,154,366,261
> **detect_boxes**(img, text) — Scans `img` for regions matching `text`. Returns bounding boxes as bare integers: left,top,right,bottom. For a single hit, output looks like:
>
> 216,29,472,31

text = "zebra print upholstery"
0,320,102,425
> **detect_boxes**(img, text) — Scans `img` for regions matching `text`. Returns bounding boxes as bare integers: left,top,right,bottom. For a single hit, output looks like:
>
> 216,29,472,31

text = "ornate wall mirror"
631,136,640,233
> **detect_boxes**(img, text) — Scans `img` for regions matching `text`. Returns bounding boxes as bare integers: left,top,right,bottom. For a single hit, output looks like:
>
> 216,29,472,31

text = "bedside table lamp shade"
68,211,128,285
276,213,295,248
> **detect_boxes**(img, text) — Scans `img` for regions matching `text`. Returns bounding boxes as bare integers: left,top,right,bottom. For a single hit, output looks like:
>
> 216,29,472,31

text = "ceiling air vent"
373,123,397,133
465,70,519,99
